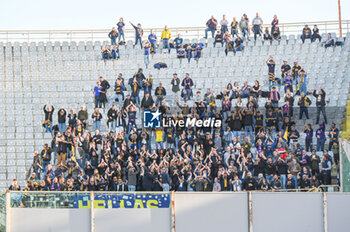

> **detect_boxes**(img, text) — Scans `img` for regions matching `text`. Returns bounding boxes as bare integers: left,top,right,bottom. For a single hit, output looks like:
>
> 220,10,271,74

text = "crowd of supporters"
8,52,341,193
7,14,342,193
100,13,338,64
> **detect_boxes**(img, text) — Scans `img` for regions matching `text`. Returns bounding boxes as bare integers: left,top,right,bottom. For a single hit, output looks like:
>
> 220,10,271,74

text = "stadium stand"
1,22,350,193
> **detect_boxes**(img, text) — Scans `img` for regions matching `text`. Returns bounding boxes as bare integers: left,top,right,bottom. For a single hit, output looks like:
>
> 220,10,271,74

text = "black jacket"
141,96,154,109
155,87,166,97
41,148,52,161
107,108,117,123
313,89,326,107
58,109,66,123
242,177,257,191
101,80,110,92
43,105,54,121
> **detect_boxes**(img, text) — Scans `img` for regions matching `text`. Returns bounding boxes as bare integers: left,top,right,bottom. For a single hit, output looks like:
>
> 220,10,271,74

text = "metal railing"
6,186,340,209
0,20,349,43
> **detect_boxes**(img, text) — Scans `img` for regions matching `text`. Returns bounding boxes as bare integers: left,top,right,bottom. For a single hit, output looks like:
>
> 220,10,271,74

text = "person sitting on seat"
322,33,334,48
263,27,272,41
312,25,321,42
301,24,312,43
101,45,111,60
177,46,186,59
234,36,244,52
214,30,224,47
224,33,234,55
271,25,281,40
111,45,120,59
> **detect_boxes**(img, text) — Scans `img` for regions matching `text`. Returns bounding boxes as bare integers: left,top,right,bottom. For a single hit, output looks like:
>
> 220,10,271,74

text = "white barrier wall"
326,193,350,231
10,208,90,232
252,193,324,232
94,208,171,232
7,193,350,232
175,193,249,232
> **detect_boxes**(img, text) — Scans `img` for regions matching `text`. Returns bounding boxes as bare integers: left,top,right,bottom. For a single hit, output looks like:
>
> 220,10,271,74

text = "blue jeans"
244,126,254,143
299,84,307,95
292,176,298,188
253,25,261,40
280,174,286,189
58,123,66,134
163,39,170,52
221,25,228,33
242,28,249,40
53,147,58,165
151,43,156,53
118,30,125,42
111,38,117,45
155,96,164,107
156,142,164,150
111,51,119,59
110,93,123,108
102,53,110,60
95,96,102,108
231,30,238,39
233,131,241,140
76,159,82,168
42,161,50,174
183,89,192,101
166,142,174,149
272,102,278,108
266,175,274,184
299,107,309,120
135,36,142,48
205,28,215,38
269,80,276,91
83,153,89,167
301,34,311,43
109,120,116,132
144,54,149,68
128,185,136,192
175,137,180,150
317,138,326,151
162,183,170,192
45,124,52,135
131,95,140,106
34,170,41,180
316,106,327,124
235,44,243,52
93,121,101,131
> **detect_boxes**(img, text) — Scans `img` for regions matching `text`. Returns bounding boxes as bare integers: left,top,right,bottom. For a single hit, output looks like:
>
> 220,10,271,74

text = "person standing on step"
117,17,125,43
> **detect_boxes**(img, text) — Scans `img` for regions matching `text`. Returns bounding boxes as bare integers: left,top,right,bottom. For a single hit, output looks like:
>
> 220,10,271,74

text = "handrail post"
340,138,344,192
6,192,11,232
171,191,175,232
248,192,253,232
91,191,95,232
323,193,328,232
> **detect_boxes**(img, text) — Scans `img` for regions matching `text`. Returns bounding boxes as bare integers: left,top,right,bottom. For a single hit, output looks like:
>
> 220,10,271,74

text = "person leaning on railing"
204,15,217,39
161,25,171,53
252,12,263,41
108,27,119,45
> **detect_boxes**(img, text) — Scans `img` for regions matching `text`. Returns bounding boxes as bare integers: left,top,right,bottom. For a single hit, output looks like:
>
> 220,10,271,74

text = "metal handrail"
0,20,349,43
